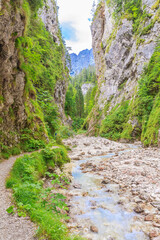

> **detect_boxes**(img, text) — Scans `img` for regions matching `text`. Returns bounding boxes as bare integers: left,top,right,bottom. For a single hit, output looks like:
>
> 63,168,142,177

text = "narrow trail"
0,154,37,240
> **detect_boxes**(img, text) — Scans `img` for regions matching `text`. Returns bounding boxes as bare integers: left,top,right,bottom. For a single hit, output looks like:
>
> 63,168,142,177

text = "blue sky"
61,22,77,41
57,0,99,54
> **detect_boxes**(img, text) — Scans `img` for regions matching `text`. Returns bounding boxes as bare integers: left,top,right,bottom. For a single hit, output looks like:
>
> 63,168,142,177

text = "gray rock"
87,0,160,134
81,83,95,96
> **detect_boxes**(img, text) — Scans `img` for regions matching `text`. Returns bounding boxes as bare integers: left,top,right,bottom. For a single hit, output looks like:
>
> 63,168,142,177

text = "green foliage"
71,66,96,87
20,129,46,152
77,129,87,135
0,95,4,104
75,85,84,118
105,28,118,53
72,118,84,132
85,85,97,116
107,0,142,21
93,1,104,20
100,101,130,140
16,17,65,95
42,147,70,168
28,0,43,11
65,85,76,118
151,0,160,10
0,142,21,159
141,19,156,35
37,90,61,137
136,38,145,47
140,9,160,36
102,41,160,145
65,84,84,124
65,66,97,132
6,148,78,240
6,206,15,215
57,125,75,139
121,123,133,140
136,41,160,145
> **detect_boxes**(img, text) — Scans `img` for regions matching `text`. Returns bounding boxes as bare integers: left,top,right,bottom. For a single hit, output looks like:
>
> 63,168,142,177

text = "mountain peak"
70,49,95,76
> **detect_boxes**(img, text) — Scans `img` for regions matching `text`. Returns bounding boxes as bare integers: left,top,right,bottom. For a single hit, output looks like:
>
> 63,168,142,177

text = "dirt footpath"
0,155,37,240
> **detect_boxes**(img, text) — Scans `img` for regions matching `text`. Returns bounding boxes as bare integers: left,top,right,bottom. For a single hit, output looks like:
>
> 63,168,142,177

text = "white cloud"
57,0,98,54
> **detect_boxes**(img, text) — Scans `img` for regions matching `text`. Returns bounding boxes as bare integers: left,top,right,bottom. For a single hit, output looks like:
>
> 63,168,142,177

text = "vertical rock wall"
88,0,160,138
0,0,26,146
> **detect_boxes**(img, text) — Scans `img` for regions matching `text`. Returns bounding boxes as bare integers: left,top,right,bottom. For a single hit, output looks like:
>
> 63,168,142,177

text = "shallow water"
71,148,149,240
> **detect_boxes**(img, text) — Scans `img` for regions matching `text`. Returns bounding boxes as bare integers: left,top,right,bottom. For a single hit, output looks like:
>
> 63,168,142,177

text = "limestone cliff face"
88,0,160,140
0,0,68,154
0,0,26,146
40,0,60,45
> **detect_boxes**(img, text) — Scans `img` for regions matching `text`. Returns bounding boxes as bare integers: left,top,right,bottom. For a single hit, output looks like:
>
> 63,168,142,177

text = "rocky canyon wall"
0,0,27,149
0,0,68,158
87,0,160,145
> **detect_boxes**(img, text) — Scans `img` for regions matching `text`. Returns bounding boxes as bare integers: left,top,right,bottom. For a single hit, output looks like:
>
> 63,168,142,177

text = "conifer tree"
75,85,84,118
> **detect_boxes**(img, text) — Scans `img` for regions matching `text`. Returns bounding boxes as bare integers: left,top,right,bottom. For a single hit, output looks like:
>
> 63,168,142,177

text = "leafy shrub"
0,143,21,159
38,90,61,137
42,147,70,168
57,126,75,139
28,0,43,11
20,129,46,152
72,118,84,132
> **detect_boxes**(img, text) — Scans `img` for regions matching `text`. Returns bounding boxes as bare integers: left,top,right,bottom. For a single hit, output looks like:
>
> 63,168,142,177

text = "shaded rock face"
40,0,60,44
0,1,26,145
70,49,95,76
89,0,160,131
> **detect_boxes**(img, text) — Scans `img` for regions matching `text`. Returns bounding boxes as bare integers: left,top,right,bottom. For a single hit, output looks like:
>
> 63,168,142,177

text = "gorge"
0,0,160,239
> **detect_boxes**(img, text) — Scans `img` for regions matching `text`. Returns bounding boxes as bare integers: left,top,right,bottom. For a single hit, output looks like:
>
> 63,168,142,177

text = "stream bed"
68,149,150,240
